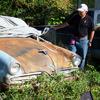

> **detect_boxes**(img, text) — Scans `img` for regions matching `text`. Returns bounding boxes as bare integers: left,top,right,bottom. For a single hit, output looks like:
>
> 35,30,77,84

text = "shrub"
0,0,76,26
0,65,100,100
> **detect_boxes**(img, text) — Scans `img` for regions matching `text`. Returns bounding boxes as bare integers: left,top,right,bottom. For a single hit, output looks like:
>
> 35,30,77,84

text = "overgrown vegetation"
0,65,100,100
0,0,76,26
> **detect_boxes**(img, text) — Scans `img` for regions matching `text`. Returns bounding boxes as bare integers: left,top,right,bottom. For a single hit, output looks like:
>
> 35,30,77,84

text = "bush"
0,0,76,26
0,65,100,100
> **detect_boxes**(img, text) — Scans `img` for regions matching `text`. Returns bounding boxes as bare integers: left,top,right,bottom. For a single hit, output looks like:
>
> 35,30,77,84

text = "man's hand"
89,41,92,47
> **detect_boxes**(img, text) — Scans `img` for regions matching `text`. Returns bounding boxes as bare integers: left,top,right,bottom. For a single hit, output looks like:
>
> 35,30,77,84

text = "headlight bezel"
9,63,20,75
72,55,81,67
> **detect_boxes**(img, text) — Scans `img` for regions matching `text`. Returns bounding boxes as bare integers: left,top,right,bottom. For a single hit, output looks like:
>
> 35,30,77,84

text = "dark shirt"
78,15,94,38
55,12,94,44
67,11,81,35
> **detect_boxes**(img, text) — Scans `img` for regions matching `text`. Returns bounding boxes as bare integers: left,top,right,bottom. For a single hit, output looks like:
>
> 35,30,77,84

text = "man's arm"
89,30,95,47
53,22,69,30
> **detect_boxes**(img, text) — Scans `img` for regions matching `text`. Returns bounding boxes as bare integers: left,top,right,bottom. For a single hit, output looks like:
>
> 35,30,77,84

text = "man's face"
79,11,87,17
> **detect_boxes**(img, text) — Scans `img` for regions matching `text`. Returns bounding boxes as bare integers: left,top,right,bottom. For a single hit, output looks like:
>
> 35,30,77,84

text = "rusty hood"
0,38,74,74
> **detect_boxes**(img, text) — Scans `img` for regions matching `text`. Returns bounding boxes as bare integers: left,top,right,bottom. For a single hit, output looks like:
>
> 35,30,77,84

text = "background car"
0,16,81,85
89,24,100,66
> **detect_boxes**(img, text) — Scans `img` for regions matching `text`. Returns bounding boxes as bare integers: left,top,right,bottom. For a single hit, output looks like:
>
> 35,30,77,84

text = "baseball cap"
77,4,88,12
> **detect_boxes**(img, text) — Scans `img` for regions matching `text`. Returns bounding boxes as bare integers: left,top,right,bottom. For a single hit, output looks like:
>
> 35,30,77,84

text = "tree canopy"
0,0,77,26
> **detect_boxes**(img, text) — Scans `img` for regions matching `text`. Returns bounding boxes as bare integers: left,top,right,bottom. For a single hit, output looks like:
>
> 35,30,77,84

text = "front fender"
0,50,20,69
0,50,21,82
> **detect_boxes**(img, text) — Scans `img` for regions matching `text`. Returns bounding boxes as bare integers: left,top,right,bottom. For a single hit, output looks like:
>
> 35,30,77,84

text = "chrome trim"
7,72,42,84
56,67,78,74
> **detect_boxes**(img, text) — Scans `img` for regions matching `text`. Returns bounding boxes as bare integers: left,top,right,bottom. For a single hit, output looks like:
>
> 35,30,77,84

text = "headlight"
9,63,20,75
72,55,81,66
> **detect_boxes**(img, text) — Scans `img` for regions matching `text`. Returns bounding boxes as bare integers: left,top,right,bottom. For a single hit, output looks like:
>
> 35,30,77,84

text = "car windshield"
0,16,42,37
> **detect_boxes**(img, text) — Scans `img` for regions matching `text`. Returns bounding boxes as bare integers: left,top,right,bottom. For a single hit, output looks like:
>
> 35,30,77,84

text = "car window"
97,14,100,24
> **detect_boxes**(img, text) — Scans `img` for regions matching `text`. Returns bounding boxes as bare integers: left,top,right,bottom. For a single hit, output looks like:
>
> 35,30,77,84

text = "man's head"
77,4,88,17
77,4,88,12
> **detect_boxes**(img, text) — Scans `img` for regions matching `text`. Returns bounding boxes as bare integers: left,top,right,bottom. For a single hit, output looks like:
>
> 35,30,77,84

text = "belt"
79,35,88,40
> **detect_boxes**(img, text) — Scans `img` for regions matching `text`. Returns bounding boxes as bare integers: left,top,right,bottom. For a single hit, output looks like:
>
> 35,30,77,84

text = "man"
54,4,95,69
75,4,95,69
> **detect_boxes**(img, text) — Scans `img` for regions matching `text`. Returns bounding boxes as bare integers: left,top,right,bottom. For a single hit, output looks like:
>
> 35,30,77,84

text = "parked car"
0,16,81,85
89,24,100,61
84,10,100,64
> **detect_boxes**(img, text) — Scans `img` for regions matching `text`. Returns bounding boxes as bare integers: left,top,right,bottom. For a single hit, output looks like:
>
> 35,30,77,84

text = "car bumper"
6,72,42,84
2,66,79,85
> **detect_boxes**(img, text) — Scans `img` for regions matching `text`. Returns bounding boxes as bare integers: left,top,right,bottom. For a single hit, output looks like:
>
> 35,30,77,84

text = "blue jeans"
68,36,89,69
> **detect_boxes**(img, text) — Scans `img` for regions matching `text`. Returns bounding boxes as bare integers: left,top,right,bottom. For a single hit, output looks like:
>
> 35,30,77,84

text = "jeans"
68,36,89,69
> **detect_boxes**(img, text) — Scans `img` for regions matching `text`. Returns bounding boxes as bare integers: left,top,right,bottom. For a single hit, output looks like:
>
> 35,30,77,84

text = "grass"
0,64,100,100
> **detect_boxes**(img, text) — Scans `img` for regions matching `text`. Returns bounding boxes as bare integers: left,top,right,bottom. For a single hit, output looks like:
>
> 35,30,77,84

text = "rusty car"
0,16,81,85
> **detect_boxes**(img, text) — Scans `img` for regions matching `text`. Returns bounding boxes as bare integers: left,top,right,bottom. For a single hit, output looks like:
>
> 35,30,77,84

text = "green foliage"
0,0,76,26
48,16,66,25
0,65,100,100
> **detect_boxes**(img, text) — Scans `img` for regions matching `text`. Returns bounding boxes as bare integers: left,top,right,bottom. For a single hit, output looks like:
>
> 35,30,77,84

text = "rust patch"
0,38,73,74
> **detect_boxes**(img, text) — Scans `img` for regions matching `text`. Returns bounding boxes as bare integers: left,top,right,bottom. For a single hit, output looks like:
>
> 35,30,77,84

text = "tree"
0,0,76,25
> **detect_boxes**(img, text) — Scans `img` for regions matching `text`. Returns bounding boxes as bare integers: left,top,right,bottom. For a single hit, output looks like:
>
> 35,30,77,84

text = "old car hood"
0,38,74,74
0,16,42,37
